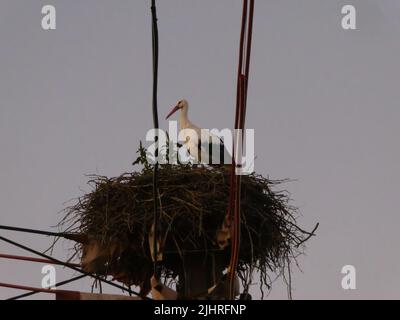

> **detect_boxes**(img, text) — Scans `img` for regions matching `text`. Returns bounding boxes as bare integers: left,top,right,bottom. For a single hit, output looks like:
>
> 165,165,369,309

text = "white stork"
165,99,231,165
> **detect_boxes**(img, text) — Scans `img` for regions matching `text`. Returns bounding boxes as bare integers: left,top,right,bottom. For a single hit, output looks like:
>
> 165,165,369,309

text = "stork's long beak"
165,105,180,120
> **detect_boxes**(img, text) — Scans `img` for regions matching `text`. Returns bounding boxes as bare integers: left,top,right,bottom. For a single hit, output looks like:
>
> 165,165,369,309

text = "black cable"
0,225,63,238
6,275,86,300
151,0,161,280
0,224,86,243
0,235,148,299
151,0,159,130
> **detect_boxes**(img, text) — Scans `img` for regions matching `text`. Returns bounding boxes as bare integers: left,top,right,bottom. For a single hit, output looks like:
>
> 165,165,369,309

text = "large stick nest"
59,145,316,298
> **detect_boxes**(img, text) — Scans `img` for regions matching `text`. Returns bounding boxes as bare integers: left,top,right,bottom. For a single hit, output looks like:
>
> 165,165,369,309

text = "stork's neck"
179,107,189,130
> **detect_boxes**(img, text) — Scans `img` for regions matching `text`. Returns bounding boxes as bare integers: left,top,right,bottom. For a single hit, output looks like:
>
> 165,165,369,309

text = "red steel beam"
0,282,59,294
0,253,80,268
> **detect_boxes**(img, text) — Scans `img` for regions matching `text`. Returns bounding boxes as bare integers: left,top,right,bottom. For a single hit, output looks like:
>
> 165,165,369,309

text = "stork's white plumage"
166,100,231,165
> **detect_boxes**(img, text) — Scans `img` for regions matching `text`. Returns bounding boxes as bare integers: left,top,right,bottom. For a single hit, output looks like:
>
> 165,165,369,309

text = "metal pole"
0,282,63,294
227,0,255,300
0,235,146,299
0,253,80,268
151,0,161,280
6,275,86,300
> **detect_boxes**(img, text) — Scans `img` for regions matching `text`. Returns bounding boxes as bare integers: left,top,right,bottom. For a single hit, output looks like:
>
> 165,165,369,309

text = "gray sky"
0,0,399,300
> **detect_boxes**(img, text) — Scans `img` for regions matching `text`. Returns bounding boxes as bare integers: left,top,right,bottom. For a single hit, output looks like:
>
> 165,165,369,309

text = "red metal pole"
0,282,58,294
227,0,255,300
0,253,80,268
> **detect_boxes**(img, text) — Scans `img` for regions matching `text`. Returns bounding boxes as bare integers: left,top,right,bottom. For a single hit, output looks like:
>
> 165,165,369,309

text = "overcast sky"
0,0,399,300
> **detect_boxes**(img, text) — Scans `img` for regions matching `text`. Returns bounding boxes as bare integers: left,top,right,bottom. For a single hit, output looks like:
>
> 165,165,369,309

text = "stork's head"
166,99,188,119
